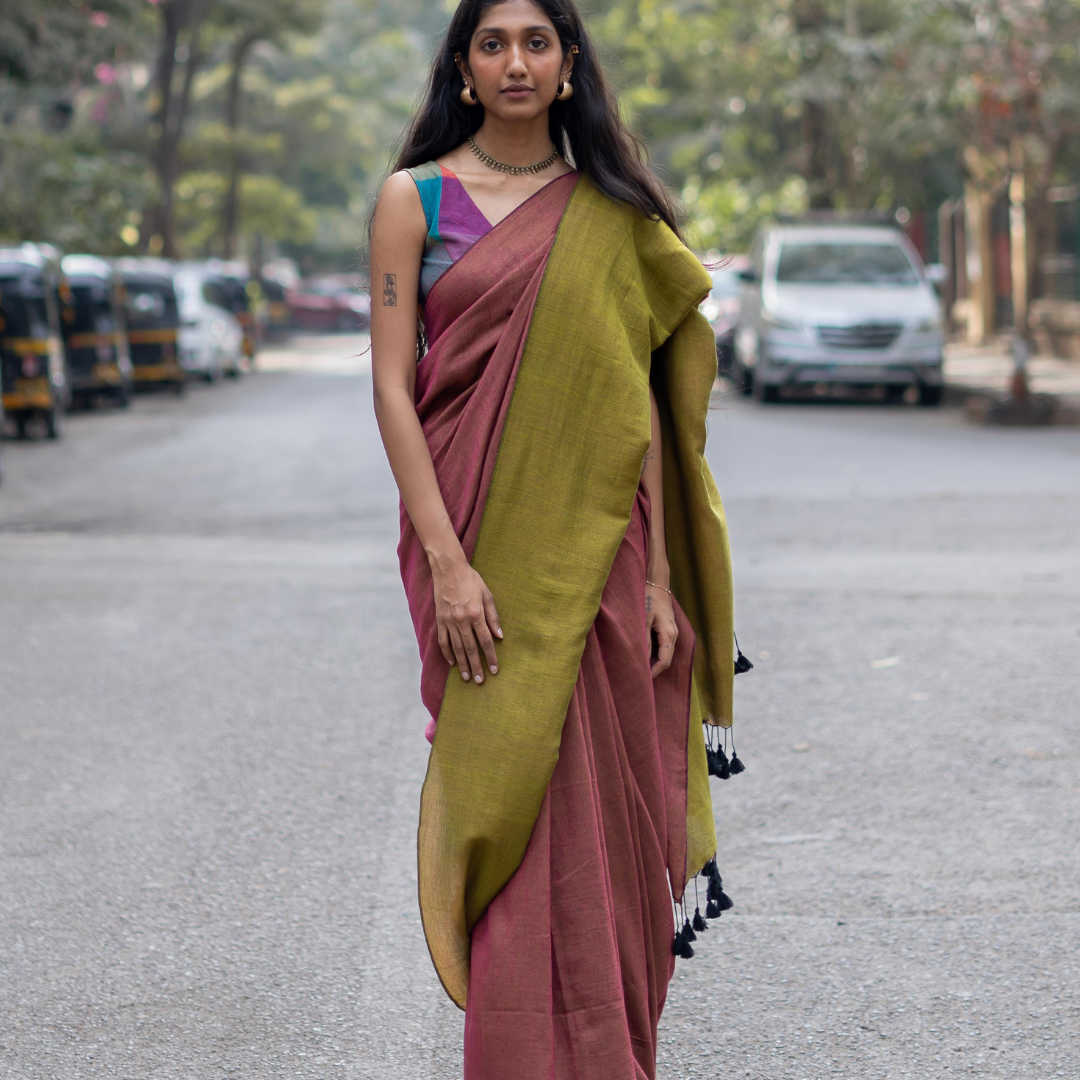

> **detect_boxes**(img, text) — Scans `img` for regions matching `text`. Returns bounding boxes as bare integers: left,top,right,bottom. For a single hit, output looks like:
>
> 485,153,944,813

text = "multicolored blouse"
406,161,493,304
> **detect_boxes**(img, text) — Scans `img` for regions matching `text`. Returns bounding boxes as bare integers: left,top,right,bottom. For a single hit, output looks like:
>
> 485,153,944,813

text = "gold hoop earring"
556,79,574,101
460,82,478,106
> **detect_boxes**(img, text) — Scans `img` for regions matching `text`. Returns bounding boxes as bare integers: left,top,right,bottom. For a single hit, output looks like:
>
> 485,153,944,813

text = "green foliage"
174,170,315,251
0,122,152,253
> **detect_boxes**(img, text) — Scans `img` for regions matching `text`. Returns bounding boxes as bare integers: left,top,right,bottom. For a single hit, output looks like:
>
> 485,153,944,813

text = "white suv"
733,224,945,404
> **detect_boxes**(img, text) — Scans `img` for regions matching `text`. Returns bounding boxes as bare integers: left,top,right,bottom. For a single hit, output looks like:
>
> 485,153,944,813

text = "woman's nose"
505,43,529,74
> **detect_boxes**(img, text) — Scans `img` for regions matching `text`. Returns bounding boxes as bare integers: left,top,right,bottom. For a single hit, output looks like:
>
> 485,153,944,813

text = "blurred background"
3,0,1080,311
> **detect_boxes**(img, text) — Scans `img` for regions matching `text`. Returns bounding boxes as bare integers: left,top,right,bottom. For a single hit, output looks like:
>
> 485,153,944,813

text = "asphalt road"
1,337,1078,1079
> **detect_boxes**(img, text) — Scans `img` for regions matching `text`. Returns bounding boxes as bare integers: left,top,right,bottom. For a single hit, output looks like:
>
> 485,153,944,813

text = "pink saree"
397,172,733,1079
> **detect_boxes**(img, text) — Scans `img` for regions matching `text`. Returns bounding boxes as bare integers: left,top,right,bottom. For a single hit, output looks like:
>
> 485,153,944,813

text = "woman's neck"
472,114,555,167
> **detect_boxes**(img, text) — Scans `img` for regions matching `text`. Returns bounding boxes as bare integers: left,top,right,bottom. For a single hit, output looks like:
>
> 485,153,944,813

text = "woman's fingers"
483,590,503,643
448,624,471,680
459,616,487,683
651,619,679,678
437,621,455,666
473,616,498,676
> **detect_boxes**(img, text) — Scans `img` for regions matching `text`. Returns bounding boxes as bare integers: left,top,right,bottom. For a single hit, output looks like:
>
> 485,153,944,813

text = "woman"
370,0,736,1074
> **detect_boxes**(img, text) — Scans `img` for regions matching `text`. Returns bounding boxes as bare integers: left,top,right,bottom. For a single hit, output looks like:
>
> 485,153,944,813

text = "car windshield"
124,282,176,327
0,275,50,338
709,268,742,298
776,242,919,285
68,283,115,333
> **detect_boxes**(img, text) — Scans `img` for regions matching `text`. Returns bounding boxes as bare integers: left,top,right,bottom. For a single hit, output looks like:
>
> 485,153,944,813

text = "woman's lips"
501,86,534,96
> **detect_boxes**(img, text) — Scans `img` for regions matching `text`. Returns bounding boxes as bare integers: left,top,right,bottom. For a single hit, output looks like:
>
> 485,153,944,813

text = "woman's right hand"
431,555,502,684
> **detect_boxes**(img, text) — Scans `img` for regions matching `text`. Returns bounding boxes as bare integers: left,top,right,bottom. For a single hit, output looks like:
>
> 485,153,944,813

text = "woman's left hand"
646,582,678,678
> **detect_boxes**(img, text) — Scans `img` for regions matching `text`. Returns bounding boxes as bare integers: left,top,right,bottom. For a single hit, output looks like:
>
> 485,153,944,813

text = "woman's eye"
480,38,502,51
527,37,548,48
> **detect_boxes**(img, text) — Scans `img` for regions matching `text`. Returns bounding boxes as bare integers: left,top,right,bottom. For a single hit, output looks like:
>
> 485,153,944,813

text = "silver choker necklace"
468,135,558,176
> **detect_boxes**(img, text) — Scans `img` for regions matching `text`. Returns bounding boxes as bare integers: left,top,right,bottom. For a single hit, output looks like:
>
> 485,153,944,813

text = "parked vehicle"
204,261,260,365
287,275,370,332
0,244,70,438
259,275,291,342
733,224,945,404
173,264,245,381
58,254,132,408
116,258,185,393
699,256,749,373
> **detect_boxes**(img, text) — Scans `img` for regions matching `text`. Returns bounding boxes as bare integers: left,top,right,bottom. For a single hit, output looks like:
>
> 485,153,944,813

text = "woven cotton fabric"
403,177,734,1008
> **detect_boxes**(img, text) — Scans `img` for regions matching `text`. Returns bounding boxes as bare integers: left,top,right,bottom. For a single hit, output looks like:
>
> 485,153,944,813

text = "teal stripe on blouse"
408,161,443,243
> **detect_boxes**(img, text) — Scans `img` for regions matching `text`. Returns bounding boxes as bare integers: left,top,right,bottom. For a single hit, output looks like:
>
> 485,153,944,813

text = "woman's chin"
483,97,550,122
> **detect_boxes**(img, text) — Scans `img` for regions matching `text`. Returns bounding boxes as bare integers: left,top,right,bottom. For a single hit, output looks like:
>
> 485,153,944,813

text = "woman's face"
458,0,573,121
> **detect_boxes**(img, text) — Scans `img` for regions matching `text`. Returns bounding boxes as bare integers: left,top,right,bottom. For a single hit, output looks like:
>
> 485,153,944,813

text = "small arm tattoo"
645,594,653,612
382,273,397,307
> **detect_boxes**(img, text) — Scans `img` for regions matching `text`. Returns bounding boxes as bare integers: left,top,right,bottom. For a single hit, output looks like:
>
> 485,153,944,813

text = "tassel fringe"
671,855,735,962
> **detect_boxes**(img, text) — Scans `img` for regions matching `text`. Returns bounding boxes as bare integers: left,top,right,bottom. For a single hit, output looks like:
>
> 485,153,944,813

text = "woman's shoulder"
372,171,427,243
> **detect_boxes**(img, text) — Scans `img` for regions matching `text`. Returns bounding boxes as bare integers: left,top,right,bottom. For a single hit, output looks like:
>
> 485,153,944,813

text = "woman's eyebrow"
474,24,555,34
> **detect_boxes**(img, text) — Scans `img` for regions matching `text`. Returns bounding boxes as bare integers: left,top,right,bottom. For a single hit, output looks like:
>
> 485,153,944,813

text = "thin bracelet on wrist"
645,579,672,594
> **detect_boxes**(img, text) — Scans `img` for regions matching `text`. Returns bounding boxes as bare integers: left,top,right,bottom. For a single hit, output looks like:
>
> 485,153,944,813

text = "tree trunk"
222,34,258,261
803,101,832,209
144,0,207,259
794,0,833,209
963,182,995,344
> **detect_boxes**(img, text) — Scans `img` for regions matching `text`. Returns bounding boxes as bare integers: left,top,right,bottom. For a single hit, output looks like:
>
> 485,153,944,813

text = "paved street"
2,337,1079,1079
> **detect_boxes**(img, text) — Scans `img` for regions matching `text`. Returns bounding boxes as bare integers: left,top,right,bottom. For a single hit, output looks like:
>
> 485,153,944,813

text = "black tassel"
734,650,754,675
717,748,731,779
692,907,707,932
682,917,696,943
706,746,724,777
718,887,734,911
729,750,745,774
678,934,695,959
705,898,721,919
672,926,684,956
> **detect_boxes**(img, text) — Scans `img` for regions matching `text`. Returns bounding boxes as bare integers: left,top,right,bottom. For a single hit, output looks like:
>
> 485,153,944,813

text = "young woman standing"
370,0,737,1074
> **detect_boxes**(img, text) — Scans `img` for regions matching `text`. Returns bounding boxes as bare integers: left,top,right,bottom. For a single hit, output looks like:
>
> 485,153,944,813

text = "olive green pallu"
418,177,734,1008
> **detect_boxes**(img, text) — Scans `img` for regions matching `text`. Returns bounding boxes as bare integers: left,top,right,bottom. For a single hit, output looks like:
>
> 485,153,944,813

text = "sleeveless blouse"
406,161,493,304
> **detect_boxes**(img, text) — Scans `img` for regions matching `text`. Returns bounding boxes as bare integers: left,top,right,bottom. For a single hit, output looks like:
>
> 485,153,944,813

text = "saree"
398,173,734,1072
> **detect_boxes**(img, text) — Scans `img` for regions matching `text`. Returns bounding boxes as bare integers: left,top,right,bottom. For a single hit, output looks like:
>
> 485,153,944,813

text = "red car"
286,275,371,332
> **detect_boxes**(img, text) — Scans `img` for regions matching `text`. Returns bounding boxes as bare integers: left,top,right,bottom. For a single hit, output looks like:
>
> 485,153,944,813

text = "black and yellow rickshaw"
115,257,184,393
58,254,133,408
0,244,70,439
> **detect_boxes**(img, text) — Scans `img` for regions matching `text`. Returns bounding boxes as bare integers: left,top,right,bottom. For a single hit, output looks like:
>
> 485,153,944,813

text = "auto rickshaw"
0,244,70,439
58,254,132,408
115,257,184,393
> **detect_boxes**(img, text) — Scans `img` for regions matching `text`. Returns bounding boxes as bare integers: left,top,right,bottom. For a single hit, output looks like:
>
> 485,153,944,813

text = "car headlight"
761,310,801,331
913,314,943,332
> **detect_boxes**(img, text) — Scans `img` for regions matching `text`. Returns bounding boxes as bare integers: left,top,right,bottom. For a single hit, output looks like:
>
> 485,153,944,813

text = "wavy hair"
392,0,680,235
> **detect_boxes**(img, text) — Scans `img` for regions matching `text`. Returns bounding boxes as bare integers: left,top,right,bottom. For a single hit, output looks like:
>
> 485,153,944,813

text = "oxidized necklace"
468,135,558,176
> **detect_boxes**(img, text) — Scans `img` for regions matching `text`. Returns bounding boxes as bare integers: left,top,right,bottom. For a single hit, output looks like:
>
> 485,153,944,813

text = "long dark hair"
393,0,680,235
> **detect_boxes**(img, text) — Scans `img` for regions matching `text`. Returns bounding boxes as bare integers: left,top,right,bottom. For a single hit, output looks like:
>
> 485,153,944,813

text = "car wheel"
919,384,943,407
174,379,186,397
752,376,780,404
15,413,29,439
114,382,132,409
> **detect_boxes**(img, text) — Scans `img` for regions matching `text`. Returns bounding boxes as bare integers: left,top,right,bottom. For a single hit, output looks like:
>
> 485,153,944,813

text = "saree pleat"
463,490,696,1079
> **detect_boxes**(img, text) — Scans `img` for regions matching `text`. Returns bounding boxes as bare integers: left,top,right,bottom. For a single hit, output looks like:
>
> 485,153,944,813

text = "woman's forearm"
642,387,670,587
374,383,465,570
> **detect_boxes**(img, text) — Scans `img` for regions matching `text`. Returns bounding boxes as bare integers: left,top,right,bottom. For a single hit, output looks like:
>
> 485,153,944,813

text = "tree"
142,0,211,258
210,0,327,258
